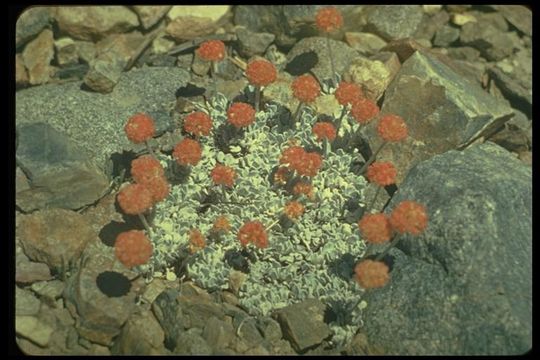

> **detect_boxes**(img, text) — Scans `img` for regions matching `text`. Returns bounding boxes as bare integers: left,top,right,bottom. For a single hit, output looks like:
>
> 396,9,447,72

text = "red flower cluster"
246,59,277,87
130,155,170,202
366,161,397,187
284,201,305,220
334,81,364,106
115,230,153,268
292,181,314,199
377,114,408,142
213,215,231,234
124,113,156,144
131,155,165,184
188,229,206,254
117,183,154,215
227,102,256,128
173,138,202,166
210,164,236,188
312,122,337,142
354,259,389,289
196,40,226,62
238,221,268,249
350,98,379,124
184,111,213,137
279,146,323,177
358,213,393,244
292,75,321,103
315,6,343,33
389,200,428,236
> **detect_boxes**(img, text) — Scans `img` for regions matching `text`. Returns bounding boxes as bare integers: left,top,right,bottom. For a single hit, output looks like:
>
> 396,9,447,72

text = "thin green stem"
358,141,388,175
375,235,402,262
292,102,304,128
368,186,382,213
326,34,336,88
145,140,157,158
335,106,347,135
255,86,261,113
138,213,153,236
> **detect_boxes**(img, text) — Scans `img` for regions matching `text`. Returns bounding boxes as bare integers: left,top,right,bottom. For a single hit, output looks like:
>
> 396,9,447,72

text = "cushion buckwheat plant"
123,68,427,348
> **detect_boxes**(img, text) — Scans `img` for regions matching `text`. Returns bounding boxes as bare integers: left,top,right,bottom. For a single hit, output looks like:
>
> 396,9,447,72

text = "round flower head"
227,102,256,128
296,151,323,177
377,114,408,142
315,6,343,33
389,200,428,236
246,59,277,87
284,201,305,220
188,229,206,254
117,183,154,215
312,122,337,142
279,145,306,171
124,113,156,144
238,221,268,249
366,161,397,187
350,98,380,124
358,213,393,244
183,111,213,137
115,230,153,268
213,215,231,234
210,164,236,188
131,155,165,184
173,138,202,166
145,175,170,203
292,181,314,200
354,259,390,289
196,40,226,62
292,74,321,103
335,81,364,106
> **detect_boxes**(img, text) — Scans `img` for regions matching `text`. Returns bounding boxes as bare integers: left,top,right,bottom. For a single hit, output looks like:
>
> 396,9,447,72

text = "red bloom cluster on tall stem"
124,113,156,144
196,40,226,62
115,230,153,268
335,81,364,107
354,259,389,289
351,98,380,125
279,146,323,177
366,161,397,187
312,122,337,142
377,114,408,142
292,75,321,103
246,59,277,87
227,102,256,129
238,221,268,249
389,200,428,236
211,164,237,188
173,138,202,166
183,111,213,137
315,6,344,33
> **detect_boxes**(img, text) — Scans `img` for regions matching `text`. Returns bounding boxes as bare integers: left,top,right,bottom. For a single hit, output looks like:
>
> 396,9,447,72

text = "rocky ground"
15,5,531,355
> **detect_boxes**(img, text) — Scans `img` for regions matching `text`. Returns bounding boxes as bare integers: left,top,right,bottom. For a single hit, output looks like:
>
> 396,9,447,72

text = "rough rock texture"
286,36,358,84
16,122,110,211
234,5,362,48
165,5,231,41
493,5,532,37
111,310,166,355
365,5,424,41
487,66,532,119
488,108,531,153
22,29,55,85
63,241,144,346
17,208,96,269
343,52,400,101
16,286,42,316
16,67,190,173
53,6,139,41
274,298,331,353
360,50,513,184
131,6,171,29
15,54,29,87
236,28,276,58
16,315,55,347
460,20,520,61
344,32,387,56
83,54,126,93
361,142,532,355
54,37,79,66
16,6,51,48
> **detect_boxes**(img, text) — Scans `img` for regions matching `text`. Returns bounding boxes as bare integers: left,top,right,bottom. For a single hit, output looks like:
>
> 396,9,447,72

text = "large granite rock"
361,142,532,355
364,5,424,41
16,67,190,174
16,122,110,211
16,6,51,49
360,50,514,184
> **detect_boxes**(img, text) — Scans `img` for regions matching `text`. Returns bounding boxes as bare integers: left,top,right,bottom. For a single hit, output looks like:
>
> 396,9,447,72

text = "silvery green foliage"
143,89,369,348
